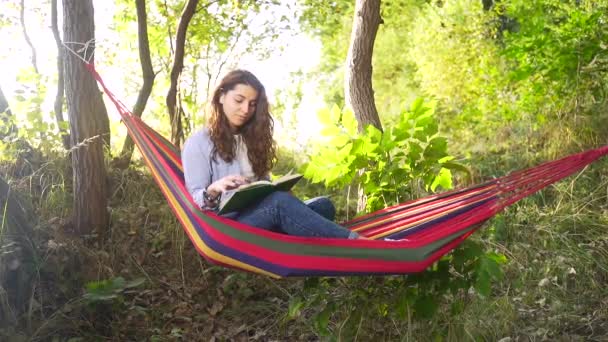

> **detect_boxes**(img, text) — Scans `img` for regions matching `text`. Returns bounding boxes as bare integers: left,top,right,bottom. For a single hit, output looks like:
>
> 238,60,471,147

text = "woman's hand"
206,175,250,198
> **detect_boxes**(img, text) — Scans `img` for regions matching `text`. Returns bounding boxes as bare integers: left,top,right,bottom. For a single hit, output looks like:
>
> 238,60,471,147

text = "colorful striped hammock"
87,63,608,278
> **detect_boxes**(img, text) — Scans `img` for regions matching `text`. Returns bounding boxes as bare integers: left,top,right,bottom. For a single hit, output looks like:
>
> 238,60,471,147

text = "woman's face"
219,84,258,132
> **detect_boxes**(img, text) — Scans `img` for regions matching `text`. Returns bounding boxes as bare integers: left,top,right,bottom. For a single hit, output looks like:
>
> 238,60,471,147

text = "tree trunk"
0,177,36,327
345,0,383,213
62,0,110,235
51,0,70,150
344,0,383,133
19,0,39,73
166,0,199,148
115,0,156,168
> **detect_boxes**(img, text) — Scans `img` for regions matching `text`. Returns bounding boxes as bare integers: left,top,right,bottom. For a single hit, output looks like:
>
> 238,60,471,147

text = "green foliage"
372,0,427,115
0,69,65,161
503,0,608,116
304,99,466,212
297,0,353,106
286,243,507,338
408,0,513,125
83,277,145,304
297,99,511,338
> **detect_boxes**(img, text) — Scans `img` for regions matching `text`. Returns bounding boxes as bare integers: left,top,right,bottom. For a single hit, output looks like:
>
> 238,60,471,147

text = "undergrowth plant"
298,100,507,338
304,99,468,212
0,70,66,161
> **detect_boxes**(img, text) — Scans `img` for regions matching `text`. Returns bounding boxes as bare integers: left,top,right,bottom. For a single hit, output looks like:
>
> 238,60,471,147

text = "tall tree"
166,0,199,147
344,0,382,133
116,0,157,168
62,0,110,235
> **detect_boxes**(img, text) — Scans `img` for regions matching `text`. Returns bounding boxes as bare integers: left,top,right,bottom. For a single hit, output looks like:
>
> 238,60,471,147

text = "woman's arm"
182,131,250,209
182,132,212,208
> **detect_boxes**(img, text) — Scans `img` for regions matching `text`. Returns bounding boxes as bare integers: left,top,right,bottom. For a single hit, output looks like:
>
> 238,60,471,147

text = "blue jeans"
234,191,358,239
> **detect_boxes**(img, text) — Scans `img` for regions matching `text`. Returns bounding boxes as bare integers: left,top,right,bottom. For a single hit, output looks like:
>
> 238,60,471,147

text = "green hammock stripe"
194,210,476,262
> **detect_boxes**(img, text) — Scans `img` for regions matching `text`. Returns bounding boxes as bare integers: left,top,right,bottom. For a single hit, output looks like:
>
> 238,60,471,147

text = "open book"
217,173,303,214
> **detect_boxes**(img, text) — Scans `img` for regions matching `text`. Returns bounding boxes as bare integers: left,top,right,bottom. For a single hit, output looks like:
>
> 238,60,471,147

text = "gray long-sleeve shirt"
182,128,256,209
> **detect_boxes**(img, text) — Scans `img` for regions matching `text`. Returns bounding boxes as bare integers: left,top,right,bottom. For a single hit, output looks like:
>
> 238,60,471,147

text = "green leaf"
442,161,471,178
350,138,365,155
409,97,426,117
480,256,504,280
313,304,334,336
408,142,423,161
474,271,492,297
288,298,304,319
341,107,359,135
330,134,350,147
423,137,448,160
430,167,453,191
320,125,341,137
488,252,508,265
365,124,382,142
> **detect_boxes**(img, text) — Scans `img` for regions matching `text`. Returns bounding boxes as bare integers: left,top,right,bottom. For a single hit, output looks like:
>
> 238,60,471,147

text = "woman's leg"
303,196,336,221
235,191,357,239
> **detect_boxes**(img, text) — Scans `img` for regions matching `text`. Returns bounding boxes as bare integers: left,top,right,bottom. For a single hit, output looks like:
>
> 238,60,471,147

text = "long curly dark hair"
207,70,276,178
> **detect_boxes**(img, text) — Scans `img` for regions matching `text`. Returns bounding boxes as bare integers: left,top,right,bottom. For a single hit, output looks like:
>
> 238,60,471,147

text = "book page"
272,173,302,185
237,179,272,190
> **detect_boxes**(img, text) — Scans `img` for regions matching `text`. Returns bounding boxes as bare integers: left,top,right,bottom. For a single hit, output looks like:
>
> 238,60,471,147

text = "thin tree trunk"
166,0,199,148
63,0,110,236
19,0,38,73
51,0,70,150
116,0,156,168
344,0,383,133
345,0,383,213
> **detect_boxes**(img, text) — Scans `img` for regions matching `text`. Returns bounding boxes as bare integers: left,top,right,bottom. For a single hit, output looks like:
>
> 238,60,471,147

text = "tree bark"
62,0,110,235
345,0,383,213
51,0,70,150
166,0,199,148
115,0,157,168
344,0,383,133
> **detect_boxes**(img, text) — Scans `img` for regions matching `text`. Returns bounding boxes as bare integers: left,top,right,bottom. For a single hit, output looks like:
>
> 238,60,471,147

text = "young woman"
182,70,362,239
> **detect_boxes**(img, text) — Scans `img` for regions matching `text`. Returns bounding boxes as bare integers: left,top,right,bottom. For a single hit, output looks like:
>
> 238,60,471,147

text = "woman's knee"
305,196,336,221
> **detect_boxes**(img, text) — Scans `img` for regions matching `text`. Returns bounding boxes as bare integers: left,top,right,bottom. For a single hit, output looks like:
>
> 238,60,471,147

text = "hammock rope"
84,62,608,278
